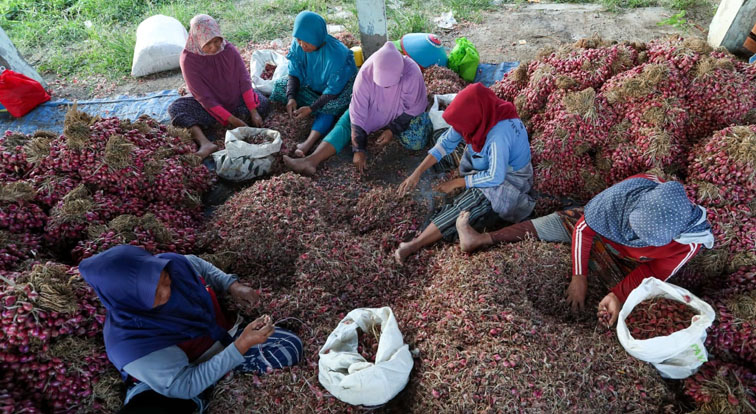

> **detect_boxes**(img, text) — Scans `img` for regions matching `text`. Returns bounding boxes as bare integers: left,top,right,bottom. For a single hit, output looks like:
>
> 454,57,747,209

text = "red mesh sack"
0,69,51,117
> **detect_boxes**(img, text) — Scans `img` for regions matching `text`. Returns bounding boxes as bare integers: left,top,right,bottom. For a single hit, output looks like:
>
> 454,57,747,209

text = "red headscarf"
442,83,519,153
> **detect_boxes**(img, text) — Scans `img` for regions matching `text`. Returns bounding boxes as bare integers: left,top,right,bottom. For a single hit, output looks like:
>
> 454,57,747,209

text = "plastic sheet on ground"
0,89,180,134
474,61,520,87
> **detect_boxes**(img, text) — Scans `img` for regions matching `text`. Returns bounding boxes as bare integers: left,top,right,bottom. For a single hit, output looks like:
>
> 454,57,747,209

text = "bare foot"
196,142,219,159
294,142,310,158
394,242,413,264
456,211,490,253
376,135,393,147
283,155,316,176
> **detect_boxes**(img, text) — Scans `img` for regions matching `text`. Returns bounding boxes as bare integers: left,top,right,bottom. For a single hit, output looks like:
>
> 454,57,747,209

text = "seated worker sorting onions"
79,245,302,413
455,173,715,326
269,11,358,158
284,41,429,176
168,14,271,159
395,83,535,263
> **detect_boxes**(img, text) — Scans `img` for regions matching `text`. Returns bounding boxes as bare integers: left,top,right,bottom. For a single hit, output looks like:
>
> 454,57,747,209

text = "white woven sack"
211,127,282,182
616,277,715,379
250,50,289,96
131,15,188,77
319,307,413,407
428,93,457,131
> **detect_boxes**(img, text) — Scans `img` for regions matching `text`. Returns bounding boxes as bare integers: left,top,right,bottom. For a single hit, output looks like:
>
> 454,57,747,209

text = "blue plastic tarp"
473,62,520,87
0,89,180,135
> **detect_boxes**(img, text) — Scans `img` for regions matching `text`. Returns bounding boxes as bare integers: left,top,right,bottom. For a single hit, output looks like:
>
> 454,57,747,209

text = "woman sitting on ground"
395,83,535,263
284,41,429,175
269,11,357,158
79,245,302,412
168,14,271,159
455,173,714,326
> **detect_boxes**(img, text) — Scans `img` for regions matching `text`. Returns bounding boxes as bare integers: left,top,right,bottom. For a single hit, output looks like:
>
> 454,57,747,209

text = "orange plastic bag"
0,69,50,117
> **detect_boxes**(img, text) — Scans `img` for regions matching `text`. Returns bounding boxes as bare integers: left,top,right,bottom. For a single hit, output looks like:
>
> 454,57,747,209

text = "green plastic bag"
447,37,479,82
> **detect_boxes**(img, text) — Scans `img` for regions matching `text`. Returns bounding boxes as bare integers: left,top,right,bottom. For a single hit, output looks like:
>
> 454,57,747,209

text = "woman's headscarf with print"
584,177,714,248
185,14,227,56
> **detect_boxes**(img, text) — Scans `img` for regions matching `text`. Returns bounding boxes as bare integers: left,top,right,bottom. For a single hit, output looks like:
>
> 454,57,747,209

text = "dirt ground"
445,3,704,63
43,2,710,101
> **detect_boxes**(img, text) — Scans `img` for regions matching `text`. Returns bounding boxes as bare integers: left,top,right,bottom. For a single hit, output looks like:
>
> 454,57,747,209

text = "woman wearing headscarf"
454,173,715,326
79,245,302,411
283,41,429,176
269,11,358,158
168,14,271,159
395,83,535,262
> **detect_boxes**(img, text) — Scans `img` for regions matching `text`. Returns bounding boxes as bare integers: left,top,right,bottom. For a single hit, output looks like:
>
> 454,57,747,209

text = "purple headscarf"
349,42,427,134
181,15,253,120
79,245,231,377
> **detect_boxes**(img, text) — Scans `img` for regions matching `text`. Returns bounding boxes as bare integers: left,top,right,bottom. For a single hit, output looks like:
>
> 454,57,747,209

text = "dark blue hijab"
79,245,231,376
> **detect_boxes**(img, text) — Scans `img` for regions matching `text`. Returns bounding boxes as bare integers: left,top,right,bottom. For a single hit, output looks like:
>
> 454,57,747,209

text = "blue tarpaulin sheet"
0,89,180,135
473,62,520,87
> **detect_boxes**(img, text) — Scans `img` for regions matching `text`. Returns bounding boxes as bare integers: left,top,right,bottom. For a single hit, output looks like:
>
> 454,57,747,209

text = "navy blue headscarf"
584,177,714,248
79,245,231,376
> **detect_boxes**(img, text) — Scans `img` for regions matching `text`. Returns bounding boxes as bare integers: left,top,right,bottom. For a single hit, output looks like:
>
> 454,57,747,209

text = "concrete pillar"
708,0,756,56
356,0,388,59
0,27,46,88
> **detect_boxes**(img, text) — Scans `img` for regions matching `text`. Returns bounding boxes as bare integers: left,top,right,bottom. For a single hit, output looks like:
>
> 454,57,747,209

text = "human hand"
228,115,248,128
293,106,312,120
565,274,587,313
228,281,260,309
598,292,621,327
435,178,465,194
376,129,394,146
286,99,298,117
398,173,420,197
234,315,274,354
353,151,367,174
250,110,263,127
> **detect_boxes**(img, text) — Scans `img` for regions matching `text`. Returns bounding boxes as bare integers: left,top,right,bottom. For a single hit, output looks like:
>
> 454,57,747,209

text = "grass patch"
2,0,707,79
1,0,509,78
0,0,626,80
444,0,496,22
1,0,348,78
388,9,433,39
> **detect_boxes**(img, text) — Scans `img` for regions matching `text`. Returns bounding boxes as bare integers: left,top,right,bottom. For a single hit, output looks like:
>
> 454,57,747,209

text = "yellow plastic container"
351,46,364,67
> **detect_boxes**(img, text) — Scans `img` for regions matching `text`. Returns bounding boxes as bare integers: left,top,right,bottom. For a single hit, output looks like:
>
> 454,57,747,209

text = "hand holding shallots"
234,315,274,354
565,274,587,313
598,292,620,327
228,281,260,310
435,178,465,194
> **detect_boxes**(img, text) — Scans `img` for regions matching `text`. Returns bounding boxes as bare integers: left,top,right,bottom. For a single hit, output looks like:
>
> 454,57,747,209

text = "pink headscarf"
185,14,227,56
349,42,427,134
180,14,252,121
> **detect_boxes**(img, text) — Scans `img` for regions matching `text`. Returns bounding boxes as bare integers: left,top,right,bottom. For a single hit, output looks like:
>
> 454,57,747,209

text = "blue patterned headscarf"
584,178,714,248
79,245,232,377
